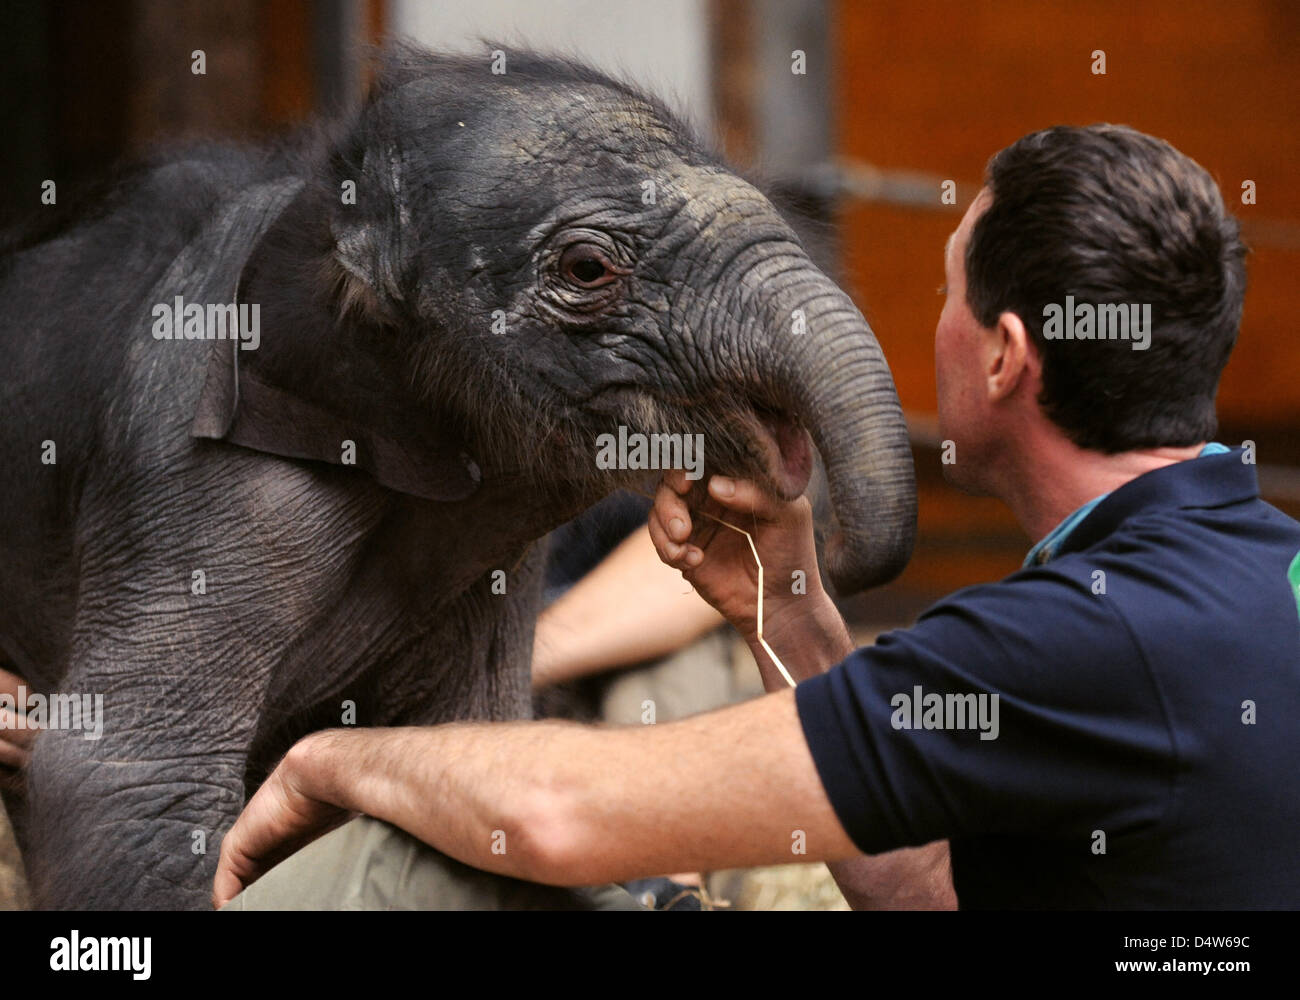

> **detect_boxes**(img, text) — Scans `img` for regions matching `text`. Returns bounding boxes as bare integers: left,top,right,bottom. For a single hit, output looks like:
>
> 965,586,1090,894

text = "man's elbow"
509,785,595,886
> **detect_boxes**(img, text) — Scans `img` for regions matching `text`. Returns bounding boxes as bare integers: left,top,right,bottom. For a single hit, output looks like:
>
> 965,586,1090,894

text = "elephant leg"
26,729,244,909
23,644,264,910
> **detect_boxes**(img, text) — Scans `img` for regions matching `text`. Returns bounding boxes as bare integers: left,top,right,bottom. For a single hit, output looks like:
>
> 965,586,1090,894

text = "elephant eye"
559,244,618,288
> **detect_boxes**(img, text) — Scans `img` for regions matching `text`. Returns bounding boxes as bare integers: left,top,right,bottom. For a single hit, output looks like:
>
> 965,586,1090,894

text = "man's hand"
212,734,354,908
648,471,852,684
0,707,36,785
648,471,818,641
0,668,38,791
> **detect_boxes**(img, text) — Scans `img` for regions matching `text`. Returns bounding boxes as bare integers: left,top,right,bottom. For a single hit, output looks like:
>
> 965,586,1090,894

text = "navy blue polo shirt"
796,448,1300,908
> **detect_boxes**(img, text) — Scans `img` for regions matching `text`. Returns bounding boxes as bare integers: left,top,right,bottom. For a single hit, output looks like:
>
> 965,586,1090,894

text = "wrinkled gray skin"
0,46,915,909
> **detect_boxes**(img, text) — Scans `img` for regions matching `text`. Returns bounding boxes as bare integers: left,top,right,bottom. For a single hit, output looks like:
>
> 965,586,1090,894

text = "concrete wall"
391,0,714,136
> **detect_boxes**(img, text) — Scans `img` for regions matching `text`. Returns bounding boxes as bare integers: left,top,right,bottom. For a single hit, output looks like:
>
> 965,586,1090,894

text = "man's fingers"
212,840,263,909
661,473,785,524
0,742,28,770
0,668,26,702
650,480,693,553
211,755,355,909
662,469,692,496
654,477,693,531
210,788,287,909
648,508,690,568
0,706,37,778
212,877,238,910
0,707,32,780
0,721,31,769
0,709,38,748
706,477,784,520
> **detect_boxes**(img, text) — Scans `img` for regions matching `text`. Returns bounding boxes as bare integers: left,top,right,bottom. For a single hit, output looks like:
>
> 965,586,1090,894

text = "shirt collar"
1023,493,1107,567
1022,442,1248,568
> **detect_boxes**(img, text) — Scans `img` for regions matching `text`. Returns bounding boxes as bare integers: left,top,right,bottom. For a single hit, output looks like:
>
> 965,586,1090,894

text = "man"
212,124,1300,909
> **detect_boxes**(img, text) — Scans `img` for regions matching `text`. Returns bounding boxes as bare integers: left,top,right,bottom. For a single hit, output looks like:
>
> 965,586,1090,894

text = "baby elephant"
0,43,915,908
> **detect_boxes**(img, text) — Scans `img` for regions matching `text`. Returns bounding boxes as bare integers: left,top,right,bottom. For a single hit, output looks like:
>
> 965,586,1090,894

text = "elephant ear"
190,181,482,503
331,139,417,313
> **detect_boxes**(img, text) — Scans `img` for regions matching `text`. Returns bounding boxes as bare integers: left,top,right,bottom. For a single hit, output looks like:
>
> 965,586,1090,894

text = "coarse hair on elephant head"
193,40,916,594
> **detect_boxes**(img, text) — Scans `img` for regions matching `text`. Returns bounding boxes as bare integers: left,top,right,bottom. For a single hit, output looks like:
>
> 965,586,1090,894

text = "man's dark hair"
964,124,1247,453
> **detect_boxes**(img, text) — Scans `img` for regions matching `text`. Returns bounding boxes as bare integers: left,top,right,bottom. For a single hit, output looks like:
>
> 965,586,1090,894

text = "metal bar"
904,411,1300,504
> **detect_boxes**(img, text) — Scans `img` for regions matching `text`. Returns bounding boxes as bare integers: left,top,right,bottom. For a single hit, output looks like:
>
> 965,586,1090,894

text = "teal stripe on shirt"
1022,442,1231,568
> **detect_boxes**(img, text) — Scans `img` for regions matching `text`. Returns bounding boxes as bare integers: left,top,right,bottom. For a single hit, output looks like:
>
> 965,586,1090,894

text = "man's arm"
648,472,956,909
531,525,723,689
214,687,856,906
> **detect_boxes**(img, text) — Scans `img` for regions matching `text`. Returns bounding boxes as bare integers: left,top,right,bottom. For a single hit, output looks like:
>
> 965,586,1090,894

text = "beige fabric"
222,814,647,911
601,628,759,725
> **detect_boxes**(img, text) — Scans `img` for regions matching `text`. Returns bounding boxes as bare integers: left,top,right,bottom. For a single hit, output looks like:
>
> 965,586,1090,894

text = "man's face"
935,188,995,492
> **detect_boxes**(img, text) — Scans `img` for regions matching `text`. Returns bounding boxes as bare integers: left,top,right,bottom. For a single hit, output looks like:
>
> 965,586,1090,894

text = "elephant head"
193,45,916,593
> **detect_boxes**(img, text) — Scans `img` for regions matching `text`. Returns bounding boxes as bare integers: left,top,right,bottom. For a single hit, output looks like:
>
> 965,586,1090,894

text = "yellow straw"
702,513,797,689
629,485,797,688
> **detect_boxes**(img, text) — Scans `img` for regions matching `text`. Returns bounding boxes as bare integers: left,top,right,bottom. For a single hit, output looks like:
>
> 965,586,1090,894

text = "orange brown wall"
830,0,1300,613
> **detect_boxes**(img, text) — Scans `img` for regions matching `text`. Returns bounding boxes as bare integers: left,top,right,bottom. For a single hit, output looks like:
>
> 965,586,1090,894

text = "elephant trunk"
745,268,917,594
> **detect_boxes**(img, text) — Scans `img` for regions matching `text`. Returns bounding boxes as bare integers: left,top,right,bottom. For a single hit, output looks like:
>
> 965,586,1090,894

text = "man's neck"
1002,436,1207,544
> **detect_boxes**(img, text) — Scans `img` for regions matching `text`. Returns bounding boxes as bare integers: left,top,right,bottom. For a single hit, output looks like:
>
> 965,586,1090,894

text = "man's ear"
190,186,481,503
987,310,1034,403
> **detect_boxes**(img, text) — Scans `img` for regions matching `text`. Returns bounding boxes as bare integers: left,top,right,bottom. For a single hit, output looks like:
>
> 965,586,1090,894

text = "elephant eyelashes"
559,244,620,288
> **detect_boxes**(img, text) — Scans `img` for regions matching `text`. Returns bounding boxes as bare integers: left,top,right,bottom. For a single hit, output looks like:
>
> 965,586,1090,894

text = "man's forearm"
748,592,855,691
288,723,567,882
281,690,859,887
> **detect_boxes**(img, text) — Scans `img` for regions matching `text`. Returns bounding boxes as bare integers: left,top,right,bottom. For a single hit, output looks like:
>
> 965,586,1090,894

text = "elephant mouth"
575,385,812,500
749,405,813,500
